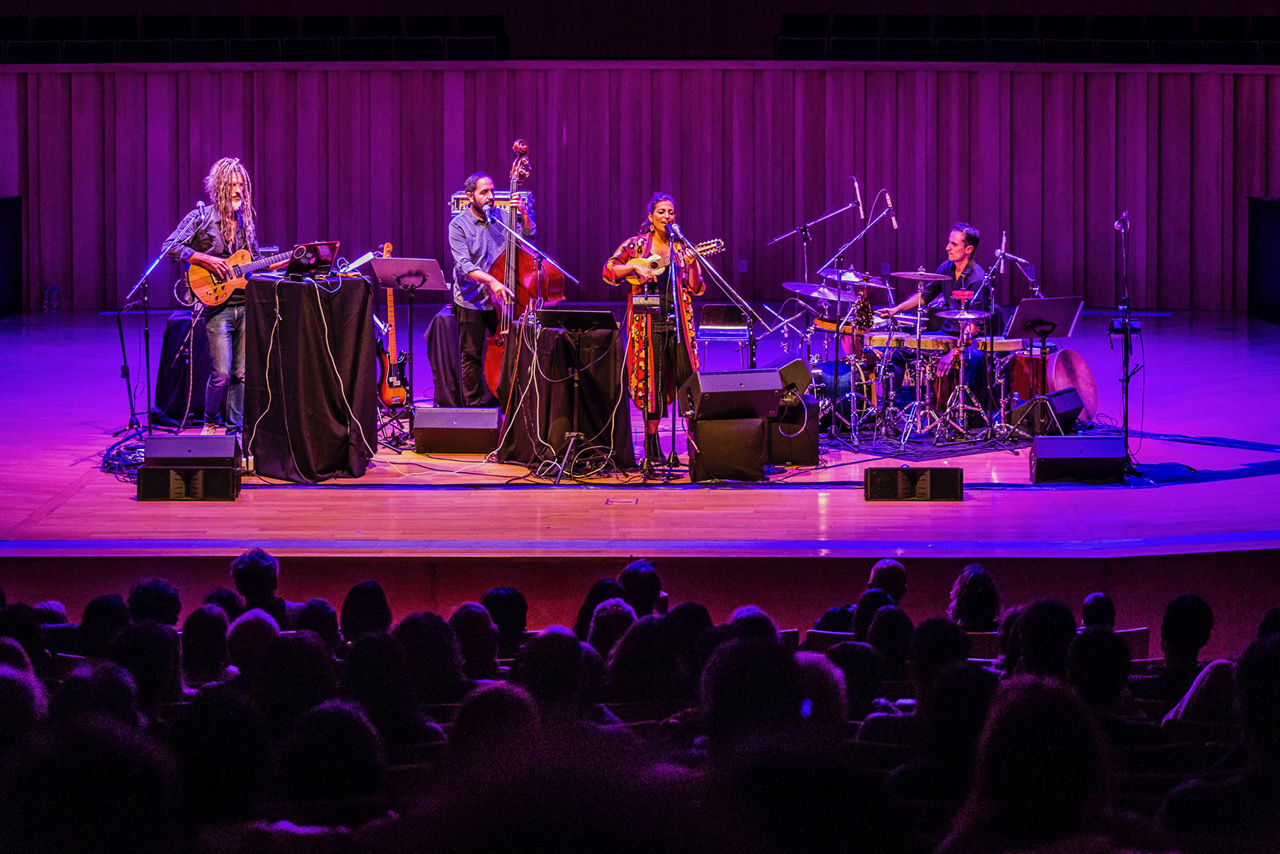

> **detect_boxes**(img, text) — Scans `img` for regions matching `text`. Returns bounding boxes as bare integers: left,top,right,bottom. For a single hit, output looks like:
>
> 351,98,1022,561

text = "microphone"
1000,248,1032,265
999,230,1008,275
668,222,689,244
853,176,865,221
1113,210,1129,232
483,201,495,219
885,192,898,230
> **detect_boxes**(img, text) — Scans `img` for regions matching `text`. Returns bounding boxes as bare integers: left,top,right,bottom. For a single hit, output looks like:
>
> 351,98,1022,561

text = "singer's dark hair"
953,222,980,251
464,172,491,195
640,192,676,234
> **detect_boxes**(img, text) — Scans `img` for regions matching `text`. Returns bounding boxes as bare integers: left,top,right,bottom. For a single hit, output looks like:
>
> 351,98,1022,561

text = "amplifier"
144,435,241,468
137,466,241,501
1030,434,1127,483
413,407,501,455
864,467,964,501
448,191,533,215
689,418,768,482
679,369,783,421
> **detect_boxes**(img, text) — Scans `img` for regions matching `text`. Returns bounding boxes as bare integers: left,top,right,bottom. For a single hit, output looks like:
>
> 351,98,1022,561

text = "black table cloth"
243,274,378,482
495,320,636,471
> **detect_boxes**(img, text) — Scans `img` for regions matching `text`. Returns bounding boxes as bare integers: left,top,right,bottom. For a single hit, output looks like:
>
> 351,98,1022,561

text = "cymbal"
889,270,950,282
782,281,842,301
816,268,887,287
936,309,992,321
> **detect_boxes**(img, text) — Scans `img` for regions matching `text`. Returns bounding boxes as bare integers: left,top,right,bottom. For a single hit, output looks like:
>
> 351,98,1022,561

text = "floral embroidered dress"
603,233,705,415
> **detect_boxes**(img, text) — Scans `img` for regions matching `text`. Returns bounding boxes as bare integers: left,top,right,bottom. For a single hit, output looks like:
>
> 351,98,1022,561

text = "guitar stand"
377,403,414,451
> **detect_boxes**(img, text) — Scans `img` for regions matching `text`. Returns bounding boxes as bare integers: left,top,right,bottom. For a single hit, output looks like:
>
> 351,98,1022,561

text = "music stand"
368,258,449,440
536,308,618,332
1005,296,1084,437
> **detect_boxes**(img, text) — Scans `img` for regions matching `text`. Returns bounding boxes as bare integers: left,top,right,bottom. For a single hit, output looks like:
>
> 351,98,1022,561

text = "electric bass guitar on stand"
373,243,409,409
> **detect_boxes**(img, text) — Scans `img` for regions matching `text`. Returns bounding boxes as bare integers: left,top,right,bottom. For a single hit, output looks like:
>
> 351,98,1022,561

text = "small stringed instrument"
374,243,408,408
622,239,725,285
186,248,294,307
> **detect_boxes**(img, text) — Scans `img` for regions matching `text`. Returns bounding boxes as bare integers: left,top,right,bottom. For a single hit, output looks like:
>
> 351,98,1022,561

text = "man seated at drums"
876,222,998,414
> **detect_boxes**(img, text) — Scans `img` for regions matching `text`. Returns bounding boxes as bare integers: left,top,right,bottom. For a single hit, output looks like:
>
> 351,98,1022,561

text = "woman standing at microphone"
603,193,705,471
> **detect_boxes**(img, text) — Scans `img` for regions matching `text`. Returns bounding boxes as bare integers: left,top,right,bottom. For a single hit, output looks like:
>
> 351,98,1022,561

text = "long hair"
203,157,256,250
639,192,675,234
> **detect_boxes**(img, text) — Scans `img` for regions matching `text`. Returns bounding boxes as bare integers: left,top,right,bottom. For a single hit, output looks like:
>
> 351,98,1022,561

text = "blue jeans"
205,305,245,428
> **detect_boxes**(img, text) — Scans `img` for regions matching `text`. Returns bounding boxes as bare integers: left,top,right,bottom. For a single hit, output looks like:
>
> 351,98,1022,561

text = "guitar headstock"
381,242,393,258
696,239,726,257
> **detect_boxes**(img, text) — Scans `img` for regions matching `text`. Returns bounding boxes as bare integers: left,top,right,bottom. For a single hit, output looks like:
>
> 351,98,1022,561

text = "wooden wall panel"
4,63,1276,314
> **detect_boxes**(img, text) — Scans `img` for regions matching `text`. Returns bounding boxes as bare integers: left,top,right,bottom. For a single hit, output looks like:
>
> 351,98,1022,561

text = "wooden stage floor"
2,307,1279,657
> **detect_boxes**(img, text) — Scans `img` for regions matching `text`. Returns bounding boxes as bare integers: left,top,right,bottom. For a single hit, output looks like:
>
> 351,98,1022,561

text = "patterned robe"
603,232,705,415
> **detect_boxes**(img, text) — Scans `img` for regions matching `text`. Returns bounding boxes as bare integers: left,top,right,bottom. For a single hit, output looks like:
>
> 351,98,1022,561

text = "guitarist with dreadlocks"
162,157,283,435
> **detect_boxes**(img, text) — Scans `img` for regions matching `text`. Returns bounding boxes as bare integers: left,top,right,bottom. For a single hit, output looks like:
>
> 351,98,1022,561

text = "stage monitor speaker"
777,358,813,401
145,435,241,468
413,407,500,455
689,418,767,482
679,369,783,421
1029,434,1127,483
864,467,964,501
137,466,241,501
1010,386,1085,435
769,394,820,467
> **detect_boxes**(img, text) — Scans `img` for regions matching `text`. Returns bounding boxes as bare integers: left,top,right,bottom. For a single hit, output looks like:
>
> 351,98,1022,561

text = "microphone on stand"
853,176,864,220
1113,210,1129,232
669,222,689,244
885,192,898,230
998,230,1008,274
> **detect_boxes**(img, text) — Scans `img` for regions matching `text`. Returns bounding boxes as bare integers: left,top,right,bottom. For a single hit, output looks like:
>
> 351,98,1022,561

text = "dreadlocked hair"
204,157,256,250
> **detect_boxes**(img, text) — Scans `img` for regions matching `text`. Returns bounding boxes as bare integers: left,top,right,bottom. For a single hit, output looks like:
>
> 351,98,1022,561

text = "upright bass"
481,139,565,394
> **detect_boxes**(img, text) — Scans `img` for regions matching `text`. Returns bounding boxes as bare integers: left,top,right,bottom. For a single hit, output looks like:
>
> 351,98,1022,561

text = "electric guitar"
186,248,294,307
622,239,725,285
374,243,408,409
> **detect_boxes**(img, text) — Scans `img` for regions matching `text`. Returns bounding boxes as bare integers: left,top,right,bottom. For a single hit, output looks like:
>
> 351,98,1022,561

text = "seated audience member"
341,580,393,643
180,604,235,689
858,617,971,745
80,594,130,659
812,558,908,632
202,587,244,622
0,604,51,678
1082,591,1117,629
995,604,1026,674
230,547,301,630
572,579,627,641
587,598,636,660
444,681,542,785
729,604,780,643
1068,626,1166,747
1160,633,1280,849
225,608,280,693
169,684,273,834
1256,606,1280,640
885,661,998,803
392,612,475,704
252,630,339,741
700,637,804,758
794,651,848,735
1015,598,1077,678
0,664,46,762
850,589,895,643
947,564,1000,633
664,601,714,700
341,632,444,747
0,715,179,854
32,600,68,625
938,677,1161,854
107,620,184,723
606,614,677,703
296,598,342,655
618,558,663,617
1130,593,1214,704
449,602,500,681
127,578,182,626
1161,658,1238,730
49,661,145,729
867,606,913,681
279,700,391,829
480,585,529,659
824,641,888,720
0,637,32,674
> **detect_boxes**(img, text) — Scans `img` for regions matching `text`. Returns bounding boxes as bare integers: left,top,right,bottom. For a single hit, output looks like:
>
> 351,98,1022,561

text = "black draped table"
244,274,378,482
495,320,636,471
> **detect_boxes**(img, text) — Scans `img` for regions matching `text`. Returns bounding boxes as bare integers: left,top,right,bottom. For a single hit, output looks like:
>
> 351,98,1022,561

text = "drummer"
877,222,997,411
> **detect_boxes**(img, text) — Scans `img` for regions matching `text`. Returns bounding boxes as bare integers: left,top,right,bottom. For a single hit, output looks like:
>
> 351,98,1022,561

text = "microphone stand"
768,198,861,283
113,250,167,439
1112,212,1139,475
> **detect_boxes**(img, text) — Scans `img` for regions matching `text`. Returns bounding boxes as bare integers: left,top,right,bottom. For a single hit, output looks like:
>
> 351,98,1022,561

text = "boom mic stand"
1111,210,1140,475
114,250,167,439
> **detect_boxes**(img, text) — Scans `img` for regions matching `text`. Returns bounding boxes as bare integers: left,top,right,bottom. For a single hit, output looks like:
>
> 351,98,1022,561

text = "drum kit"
780,268,1094,448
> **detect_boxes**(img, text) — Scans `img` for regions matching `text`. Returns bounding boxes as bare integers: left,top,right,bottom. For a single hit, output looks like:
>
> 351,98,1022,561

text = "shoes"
201,423,217,435
225,426,242,437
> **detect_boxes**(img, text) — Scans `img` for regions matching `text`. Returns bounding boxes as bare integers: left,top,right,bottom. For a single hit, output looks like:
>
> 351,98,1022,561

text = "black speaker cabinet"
137,466,241,501
769,394,820,467
1249,197,1280,324
1030,434,1127,483
0,197,20,317
679,370,783,421
1010,386,1085,435
777,358,814,398
864,467,964,501
413,407,501,455
689,418,768,482
144,434,241,468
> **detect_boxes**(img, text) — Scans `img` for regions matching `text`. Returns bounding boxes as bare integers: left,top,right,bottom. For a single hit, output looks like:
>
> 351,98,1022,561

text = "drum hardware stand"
767,179,865,284
1111,210,1140,476
1007,320,1065,437
1003,295,1085,439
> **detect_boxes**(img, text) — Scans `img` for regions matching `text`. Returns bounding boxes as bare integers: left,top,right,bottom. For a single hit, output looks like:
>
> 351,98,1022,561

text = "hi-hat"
817,268,887,287
782,281,843,301
889,270,951,281
936,308,992,321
